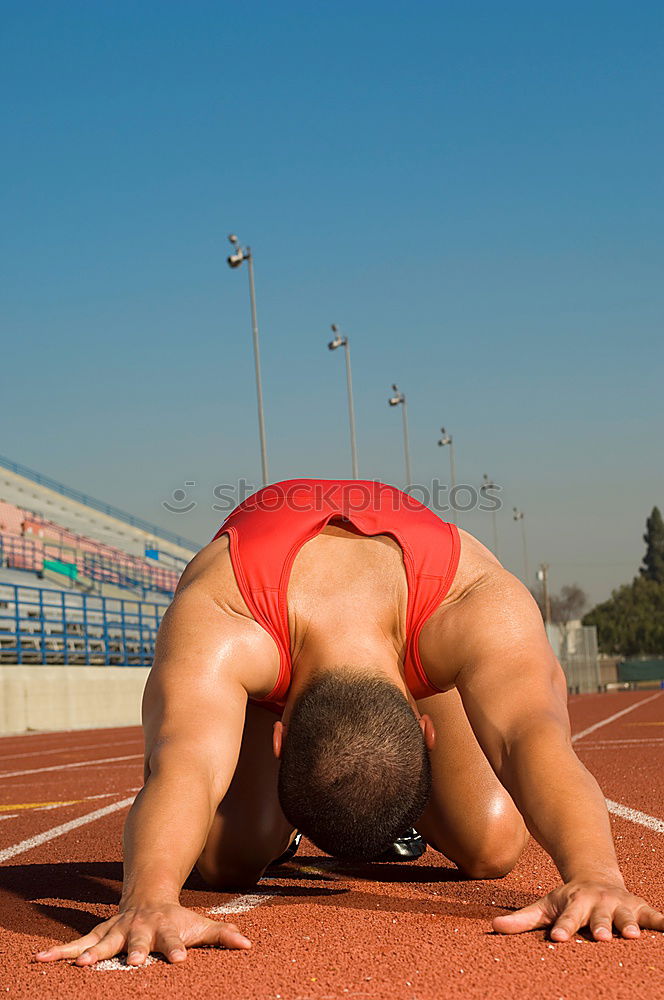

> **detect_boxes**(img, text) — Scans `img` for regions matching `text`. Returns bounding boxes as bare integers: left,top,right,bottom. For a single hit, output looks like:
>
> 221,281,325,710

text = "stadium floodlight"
327,324,359,478
437,427,457,524
226,233,269,485
387,384,412,487
513,507,530,584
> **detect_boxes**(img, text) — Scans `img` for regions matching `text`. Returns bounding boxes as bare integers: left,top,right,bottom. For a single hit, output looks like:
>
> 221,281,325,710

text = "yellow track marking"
0,799,81,812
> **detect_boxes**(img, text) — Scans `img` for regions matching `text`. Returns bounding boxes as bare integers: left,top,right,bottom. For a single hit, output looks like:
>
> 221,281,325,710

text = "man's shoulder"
422,551,545,687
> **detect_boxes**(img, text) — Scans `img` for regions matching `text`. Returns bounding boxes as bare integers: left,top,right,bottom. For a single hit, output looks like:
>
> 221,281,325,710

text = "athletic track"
1,689,662,999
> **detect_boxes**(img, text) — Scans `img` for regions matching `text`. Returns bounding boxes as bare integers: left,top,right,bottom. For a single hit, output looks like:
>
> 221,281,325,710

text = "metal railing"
82,553,177,597
0,581,166,666
0,535,43,573
1,533,179,598
0,453,200,552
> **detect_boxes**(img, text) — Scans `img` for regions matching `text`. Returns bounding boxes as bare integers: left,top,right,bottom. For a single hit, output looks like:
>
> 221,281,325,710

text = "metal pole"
540,562,551,625
448,439,457,498
448,438,457,524
401,399,412,488
246,252,269,486
483,475,499,557
343,341,359,479
492,508,499,559
520,516,530,585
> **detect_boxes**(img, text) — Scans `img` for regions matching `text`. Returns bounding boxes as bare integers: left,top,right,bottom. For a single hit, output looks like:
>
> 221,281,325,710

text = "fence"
0,581,166,666
82,553,177,597
0,534,42,573
0,452,199,552
547,623,601,693
0,532,179,598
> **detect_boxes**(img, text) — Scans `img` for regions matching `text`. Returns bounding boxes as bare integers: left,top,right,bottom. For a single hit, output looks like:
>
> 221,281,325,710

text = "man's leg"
416,688,529,879
196,703,295,890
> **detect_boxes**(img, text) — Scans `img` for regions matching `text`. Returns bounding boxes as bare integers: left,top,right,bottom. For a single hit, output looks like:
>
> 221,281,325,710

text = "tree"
641,506,664,583
530,582,587,625
583,576,664,656
550,584,587,626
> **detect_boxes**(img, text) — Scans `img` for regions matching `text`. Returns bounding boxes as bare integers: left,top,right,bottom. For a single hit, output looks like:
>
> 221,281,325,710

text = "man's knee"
196,854,264,891
196,827,293,891
427,817,529,880
455,842,525,880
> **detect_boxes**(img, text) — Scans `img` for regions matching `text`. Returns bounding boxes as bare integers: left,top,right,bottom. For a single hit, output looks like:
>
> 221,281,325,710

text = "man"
36,479,664,967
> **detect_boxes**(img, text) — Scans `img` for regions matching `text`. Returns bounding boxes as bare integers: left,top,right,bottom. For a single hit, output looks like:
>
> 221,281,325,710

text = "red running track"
0,690,663,999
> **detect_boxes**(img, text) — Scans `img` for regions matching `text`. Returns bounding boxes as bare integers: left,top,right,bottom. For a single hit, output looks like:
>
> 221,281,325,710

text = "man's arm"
37,582,275,966
453,572,664,941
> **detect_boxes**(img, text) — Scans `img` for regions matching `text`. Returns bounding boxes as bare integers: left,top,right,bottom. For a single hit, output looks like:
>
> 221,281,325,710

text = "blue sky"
1,1,662,604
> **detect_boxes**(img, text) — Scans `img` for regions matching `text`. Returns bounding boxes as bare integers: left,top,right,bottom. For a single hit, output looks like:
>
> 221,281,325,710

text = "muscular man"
36,479,664,967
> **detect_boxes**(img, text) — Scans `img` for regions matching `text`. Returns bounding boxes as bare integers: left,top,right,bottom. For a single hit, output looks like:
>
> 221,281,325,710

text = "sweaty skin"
36,524,664,966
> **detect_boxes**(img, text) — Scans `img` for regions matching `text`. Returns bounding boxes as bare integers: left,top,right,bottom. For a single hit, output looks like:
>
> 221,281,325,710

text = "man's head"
276,669,432,861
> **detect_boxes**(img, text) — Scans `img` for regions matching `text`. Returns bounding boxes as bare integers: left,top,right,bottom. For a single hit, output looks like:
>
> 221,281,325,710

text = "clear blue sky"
1,1,662,604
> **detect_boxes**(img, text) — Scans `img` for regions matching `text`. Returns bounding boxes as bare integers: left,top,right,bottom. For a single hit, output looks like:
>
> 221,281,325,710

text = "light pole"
227,233,269,486
437,427,457,524
513,507,530,584
388,384,412,488
537,563,552,625
482,473,499,558
328,325,359,479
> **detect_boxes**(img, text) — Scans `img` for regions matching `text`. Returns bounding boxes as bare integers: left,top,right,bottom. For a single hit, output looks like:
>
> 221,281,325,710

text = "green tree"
583,576,664,656
641,506,664,583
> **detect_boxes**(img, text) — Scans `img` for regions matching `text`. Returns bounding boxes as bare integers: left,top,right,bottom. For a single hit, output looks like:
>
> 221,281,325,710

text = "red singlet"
213,479,460,712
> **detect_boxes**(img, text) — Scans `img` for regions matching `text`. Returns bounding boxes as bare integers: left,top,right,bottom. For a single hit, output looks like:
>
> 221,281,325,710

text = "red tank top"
213,479,460,712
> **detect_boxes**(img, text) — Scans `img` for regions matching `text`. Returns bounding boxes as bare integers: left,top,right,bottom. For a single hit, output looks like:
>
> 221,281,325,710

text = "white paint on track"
571,691,662,743
0,754,142,780
0,739,141,763
93,956,156,971
208,893,273,916
576,738,664,749
606,800,664,834
0,796,135,863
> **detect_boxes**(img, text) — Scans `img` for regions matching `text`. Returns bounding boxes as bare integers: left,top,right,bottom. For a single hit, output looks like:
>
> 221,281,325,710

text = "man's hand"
34,903,251,966
493,881,664,941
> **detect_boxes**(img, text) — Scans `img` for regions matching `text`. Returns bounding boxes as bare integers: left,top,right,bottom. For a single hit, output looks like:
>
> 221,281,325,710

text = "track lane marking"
0,796,135,863
606,800,664,834
576,738,664,748
0,800,80,812
94,957,156,971
0,753,142,779
0,739,142,763
208,893,274,915
571,691,662,743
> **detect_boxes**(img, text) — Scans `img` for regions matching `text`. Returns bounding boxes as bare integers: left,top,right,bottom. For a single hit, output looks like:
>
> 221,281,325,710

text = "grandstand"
0,455,199,667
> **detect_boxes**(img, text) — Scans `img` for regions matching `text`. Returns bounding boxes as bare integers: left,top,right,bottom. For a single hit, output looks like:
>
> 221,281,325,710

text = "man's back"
172,477,504,703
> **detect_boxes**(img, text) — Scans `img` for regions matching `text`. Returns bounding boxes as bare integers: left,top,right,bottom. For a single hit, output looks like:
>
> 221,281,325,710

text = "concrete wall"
0,666,150,735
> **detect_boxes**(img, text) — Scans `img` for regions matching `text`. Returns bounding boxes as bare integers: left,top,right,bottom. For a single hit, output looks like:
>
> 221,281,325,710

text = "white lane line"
606,800,664,834
208,893,273,916
94,956,157,971
35,792,121,811
0,739,142,763
571,691,662,743
0,754,142,780
576,738,664,749
0,815,18,821
0,796,135,863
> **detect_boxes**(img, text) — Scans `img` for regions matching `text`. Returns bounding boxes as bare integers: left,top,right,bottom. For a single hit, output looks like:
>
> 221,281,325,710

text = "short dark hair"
278,670,432,861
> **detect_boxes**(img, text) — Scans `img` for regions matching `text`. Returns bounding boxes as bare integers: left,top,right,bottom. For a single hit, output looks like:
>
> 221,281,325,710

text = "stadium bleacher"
0,455,199,666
